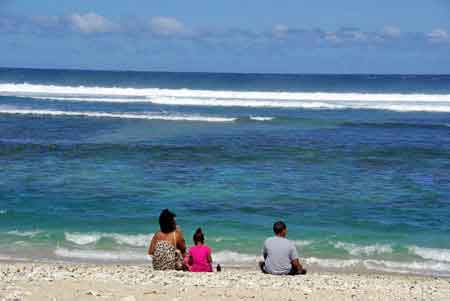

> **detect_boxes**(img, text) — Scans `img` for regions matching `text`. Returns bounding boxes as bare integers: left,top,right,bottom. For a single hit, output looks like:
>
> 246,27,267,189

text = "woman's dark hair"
193,228,204,244
159,209,177,233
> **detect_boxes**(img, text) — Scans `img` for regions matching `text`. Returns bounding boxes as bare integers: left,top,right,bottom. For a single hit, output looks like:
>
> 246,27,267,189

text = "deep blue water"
0,68,450,275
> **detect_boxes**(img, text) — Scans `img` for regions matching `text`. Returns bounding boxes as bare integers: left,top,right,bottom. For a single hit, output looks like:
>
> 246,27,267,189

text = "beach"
1,261,449,300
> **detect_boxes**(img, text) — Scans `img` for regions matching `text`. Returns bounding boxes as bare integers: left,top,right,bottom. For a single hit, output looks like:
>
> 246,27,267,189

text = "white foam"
23,96,149,103
212,237,238,243
0,254,28,261
64,232,152,247
13,241,30,246
55,247,257,264
334,242,393,256
364,259,450,276
149,97,345,109
26,96,450,112
150,98,450,112
54,247,147,261
305,257,360,268
352,104,450,112
48,244,450,275
6,230,42,237
249,116,275,121
0,254,14,260
25,95,344,109
110,234,151,247
294,240,314,247
0,108,236,123
65,233,101,245
409,246,450,263
24,95,344,109
213,251,260,264
305,256,450,275
3,82,450,111
2,83,450,102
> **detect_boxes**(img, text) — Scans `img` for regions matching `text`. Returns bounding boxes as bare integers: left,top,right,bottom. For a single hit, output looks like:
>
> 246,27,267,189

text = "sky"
1,0,450,74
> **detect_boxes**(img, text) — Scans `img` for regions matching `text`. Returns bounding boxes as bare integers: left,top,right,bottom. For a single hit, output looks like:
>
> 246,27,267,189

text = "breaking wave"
6,230,43,238
54,247,147,261
213,251,260,264
363,259,450,276
409,246,450,263
0,108,236,123
64,232,151,247
249,116,275,121
2,83,450,112
306,257,450,276
294,240,314,247
305,257,360,268
334,242,393,256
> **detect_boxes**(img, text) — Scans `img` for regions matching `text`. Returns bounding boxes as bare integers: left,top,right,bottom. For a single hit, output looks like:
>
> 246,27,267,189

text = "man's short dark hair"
273,221,287,235
159,209,176,233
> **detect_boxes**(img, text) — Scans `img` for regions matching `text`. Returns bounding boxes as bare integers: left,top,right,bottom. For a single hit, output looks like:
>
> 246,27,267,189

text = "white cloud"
150,16,186,36
325,32,342,44
428,28,449,43
68,12,117,34
338,28,367,42
352,31,367,41
272,24,289,38
382,26,401,38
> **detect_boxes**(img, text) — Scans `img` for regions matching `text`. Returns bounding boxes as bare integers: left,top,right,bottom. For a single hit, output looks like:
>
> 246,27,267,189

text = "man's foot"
288,266,307,275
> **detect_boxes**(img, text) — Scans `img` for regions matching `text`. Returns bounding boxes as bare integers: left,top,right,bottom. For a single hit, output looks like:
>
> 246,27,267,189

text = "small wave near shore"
4,230,450,276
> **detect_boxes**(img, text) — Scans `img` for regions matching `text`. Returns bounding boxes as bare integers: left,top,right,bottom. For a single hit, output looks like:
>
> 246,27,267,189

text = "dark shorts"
259,261,307,275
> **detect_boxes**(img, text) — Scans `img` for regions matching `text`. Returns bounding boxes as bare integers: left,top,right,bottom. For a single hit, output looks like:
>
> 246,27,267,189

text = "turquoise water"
0,68,450,275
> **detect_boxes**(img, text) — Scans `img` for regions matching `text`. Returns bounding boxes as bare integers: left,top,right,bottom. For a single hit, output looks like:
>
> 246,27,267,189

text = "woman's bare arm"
148,232,158,255
176,230,187,256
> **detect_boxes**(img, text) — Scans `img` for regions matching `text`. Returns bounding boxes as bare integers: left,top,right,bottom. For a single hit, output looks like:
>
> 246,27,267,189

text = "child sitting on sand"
185,228,213,272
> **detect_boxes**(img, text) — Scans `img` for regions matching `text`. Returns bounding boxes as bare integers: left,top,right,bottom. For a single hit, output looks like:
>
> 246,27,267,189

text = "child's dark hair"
193,227,205,244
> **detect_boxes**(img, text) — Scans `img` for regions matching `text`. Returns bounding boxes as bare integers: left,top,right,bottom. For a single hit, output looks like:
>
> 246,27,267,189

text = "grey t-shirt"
262,236,299,275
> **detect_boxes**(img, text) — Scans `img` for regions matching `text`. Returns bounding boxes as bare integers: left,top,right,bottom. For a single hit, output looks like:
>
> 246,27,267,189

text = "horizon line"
1,66,449,77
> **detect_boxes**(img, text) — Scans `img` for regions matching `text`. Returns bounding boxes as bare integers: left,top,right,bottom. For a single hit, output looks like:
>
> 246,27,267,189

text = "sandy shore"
1,261,449,301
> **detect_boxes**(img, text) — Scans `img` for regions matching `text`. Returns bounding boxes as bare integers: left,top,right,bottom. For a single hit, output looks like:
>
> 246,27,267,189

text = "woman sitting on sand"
148,209,187,270
185,228,213,272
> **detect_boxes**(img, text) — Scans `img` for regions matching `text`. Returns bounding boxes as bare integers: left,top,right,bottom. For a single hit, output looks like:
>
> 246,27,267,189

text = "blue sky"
1,0,450,73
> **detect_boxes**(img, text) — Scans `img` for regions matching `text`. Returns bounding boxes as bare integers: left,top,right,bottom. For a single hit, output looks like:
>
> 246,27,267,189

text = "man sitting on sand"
259,221,306,275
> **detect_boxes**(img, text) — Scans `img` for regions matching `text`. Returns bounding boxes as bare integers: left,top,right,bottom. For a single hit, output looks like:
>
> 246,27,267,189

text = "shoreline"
0,258,437,278
2,253,450,279
1,261,449,300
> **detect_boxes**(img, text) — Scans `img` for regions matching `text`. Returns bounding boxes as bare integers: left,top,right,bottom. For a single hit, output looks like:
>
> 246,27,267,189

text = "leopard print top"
152,233,183,270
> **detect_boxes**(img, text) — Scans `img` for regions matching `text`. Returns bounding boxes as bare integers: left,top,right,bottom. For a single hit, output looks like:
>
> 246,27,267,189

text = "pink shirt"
188,245,212,272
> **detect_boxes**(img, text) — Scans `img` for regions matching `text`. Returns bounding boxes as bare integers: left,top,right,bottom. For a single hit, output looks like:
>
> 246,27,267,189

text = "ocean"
0,68,449,276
